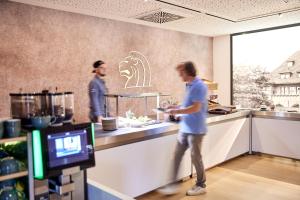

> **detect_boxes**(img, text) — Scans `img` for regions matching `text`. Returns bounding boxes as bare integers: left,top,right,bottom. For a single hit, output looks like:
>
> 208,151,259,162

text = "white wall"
213,35,231,105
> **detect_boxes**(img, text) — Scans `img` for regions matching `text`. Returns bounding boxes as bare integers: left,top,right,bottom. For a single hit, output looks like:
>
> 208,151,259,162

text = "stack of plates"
101,117,117,131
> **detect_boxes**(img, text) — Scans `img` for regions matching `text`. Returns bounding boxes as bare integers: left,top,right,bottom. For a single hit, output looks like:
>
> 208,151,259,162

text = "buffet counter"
89,111,251,197
94,110,251,151
88,110,300,197
251,110,300,160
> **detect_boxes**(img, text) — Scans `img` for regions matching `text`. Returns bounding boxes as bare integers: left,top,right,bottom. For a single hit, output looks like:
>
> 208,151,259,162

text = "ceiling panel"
163,0,300,20
9,0,300,36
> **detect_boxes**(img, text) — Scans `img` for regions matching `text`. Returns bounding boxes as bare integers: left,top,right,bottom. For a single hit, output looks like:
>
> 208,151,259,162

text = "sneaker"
157,184,180,195
186,185,206,196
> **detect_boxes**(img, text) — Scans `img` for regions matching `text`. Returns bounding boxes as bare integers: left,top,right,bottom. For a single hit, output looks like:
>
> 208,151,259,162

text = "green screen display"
32,130,44,179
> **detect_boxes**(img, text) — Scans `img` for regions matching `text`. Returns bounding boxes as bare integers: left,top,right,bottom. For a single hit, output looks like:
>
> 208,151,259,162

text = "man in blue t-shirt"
160,61,208,196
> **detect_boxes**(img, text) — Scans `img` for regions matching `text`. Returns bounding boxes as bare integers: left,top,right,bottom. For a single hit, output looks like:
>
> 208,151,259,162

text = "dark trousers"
89,115,98,123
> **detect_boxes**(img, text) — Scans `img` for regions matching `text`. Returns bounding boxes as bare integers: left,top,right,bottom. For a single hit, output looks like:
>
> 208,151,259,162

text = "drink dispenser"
10,93,39,127
64,92,74,123
49,93,65,126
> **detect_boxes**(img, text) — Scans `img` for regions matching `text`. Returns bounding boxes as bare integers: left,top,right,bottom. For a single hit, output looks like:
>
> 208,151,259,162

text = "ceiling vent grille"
137,10,184,24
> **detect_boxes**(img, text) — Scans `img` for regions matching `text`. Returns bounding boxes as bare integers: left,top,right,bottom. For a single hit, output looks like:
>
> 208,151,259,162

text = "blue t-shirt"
180,77,208,134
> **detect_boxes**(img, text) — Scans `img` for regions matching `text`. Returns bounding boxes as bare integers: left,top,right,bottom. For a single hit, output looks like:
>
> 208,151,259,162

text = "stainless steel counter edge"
94,123,179,151
94,110,300,151
252,111,300,121
94,111,250,151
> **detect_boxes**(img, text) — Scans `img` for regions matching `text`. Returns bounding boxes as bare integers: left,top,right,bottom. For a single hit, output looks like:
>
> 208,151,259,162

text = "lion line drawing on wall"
119,51,152,88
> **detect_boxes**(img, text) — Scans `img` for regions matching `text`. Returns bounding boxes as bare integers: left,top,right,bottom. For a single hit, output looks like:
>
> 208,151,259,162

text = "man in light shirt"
159,61,208,196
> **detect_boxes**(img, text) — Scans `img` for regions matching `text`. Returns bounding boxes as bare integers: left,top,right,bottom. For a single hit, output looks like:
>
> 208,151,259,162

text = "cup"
0,150,9,159
4,119,21,138
31,115,52,129
101,117,118,131
0,180,16,190
0,157,20,175
0,187,25,200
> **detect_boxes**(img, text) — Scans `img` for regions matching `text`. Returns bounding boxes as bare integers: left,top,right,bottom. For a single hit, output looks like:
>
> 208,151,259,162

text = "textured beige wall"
0,1,213,122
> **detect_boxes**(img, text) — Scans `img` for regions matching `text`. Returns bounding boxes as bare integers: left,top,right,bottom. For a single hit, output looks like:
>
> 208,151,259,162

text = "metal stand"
48,167,79,200
104,93,168,120
27,133,35,200
249,111,253,155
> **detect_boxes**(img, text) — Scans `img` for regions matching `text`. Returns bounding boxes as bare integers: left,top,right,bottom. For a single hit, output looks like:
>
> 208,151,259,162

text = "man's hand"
97,116,104,123
166,109,178,115
167,105,180,109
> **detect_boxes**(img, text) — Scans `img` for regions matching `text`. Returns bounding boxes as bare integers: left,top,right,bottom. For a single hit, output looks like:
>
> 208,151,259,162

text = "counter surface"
94,110,300,151
94,111,250,151
252,110,300,121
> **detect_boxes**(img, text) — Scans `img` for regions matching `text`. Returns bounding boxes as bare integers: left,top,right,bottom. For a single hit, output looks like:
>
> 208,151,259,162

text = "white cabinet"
87,133,191,197
202,118,250,169
252,118,300,159
87,115,300,198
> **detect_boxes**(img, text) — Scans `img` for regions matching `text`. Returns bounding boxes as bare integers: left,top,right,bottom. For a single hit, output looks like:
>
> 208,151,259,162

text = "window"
276,87,281,95
287,61,295,67
285,86,289,95
281,87,285,95
232,24,300,109
290,87,296,95
280,73,291,79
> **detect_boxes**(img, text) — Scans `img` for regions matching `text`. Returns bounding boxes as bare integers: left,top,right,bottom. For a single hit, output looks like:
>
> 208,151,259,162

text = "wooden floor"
137,154,300,200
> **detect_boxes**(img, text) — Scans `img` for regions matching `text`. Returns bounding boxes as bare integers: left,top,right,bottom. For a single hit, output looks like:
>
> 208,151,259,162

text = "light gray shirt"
88,75,108,118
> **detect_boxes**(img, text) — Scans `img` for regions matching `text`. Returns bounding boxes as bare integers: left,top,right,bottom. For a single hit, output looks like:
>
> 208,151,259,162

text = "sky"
233,25,300,72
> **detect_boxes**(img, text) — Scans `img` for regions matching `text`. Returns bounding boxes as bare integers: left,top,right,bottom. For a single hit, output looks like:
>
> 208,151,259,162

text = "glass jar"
64,92,74,123
10,93,40,127
48,93,65,126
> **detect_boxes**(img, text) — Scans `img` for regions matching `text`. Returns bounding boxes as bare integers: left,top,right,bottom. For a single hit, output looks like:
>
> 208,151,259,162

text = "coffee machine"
28,123,95,200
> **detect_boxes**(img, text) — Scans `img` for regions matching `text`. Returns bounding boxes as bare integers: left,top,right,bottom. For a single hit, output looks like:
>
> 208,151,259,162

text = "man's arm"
168,84,207,115
167,101,202,115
